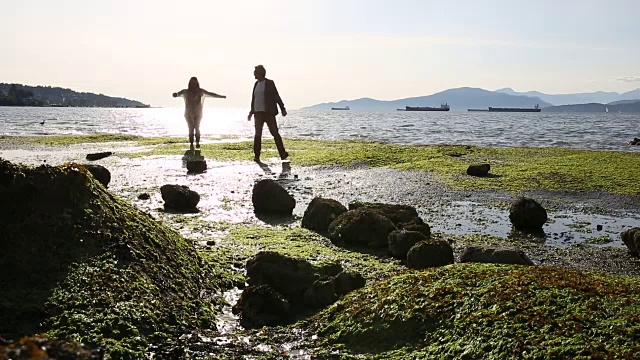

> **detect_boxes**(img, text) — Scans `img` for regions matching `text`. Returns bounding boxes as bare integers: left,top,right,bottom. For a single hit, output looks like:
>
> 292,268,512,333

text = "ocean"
0,106,638,152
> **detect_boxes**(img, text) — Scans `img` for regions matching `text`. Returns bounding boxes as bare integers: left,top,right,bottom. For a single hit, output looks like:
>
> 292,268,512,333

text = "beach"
1,134,640,358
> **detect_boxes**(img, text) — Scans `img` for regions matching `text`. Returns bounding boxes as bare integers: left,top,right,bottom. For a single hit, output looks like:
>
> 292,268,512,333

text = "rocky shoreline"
1,135,639,359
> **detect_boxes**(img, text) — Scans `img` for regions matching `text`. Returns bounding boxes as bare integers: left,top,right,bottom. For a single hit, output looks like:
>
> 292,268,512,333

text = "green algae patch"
312,263,640,359
12,134,142,146
124,139,640,194
0,160,222,358
201,224,406,284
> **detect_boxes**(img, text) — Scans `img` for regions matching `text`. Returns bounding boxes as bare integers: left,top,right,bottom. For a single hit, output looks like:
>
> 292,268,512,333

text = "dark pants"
254,112,287,158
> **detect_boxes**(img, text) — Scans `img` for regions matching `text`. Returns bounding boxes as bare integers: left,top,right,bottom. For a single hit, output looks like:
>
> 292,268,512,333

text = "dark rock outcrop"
348,201,421,227
328,209,397,247
460,246,534,265
304,280,338,309
232,285,291,328
388,230,427,259
85,151,112,161
467,163,491,176
160,184,200,212
186,160,207,173
401,222,432,239
302,197,348,233
81,164,110,187
246,251,318,303
406,240,454,269
252,179,295,215
509,197,548,230
621,228,640,255
138,193,150,200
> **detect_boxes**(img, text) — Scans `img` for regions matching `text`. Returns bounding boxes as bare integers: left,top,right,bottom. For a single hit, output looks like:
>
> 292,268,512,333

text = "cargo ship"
398,103,450,111
487,104,541,112
331,106,350,110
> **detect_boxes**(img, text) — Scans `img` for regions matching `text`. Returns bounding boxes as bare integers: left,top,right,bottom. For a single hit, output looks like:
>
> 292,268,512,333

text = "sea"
0,106,638,152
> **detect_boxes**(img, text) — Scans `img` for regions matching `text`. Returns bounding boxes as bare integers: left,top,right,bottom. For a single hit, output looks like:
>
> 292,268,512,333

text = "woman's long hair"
188,77,200,91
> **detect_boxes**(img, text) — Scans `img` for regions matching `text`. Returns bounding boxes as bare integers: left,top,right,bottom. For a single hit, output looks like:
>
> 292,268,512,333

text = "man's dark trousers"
253,112,286,159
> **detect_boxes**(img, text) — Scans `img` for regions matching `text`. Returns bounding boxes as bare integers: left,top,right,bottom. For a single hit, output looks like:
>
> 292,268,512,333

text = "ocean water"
0,106,638,151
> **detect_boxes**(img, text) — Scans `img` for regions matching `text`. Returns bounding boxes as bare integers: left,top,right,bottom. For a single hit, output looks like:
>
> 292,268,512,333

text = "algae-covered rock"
332,271,366,297
304,280,339,310
81,164,111,187
232,285,291,328
460,246,534,265
401,222,431,239
621,227,640,255
85,151,112,161
509,197,548,230
388,230,427,259
246,251,320,303
406,240,454,269
328,209,397,248
302,197,347,233
161,184,200,212
348,201,421,227
313,263,640,358
0,160,218,357
252,179,295,215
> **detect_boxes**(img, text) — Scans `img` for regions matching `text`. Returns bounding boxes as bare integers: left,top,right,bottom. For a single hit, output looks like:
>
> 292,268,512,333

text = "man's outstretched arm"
172,89,187,97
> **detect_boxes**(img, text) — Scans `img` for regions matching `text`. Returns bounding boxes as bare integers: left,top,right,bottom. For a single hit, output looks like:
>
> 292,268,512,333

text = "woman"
173,77,226,150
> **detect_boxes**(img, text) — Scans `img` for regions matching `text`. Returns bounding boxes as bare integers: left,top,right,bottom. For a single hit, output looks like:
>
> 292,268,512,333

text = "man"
248,65,288,161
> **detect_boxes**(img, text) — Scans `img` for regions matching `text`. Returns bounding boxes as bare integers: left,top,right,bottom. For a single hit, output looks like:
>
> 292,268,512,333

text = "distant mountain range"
303,87,640,112
304,87,551,111
495,88,640,106
544,100,640,113
0,83,148,108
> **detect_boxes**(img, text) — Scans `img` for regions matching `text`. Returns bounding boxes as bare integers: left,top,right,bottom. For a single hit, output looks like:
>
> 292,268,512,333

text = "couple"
172,65,288,161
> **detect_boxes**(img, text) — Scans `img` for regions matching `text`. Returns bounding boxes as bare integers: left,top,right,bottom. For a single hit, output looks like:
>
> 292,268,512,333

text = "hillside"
495,87,640,106
304,87,550,111
0,83,149,108
544,100,640,113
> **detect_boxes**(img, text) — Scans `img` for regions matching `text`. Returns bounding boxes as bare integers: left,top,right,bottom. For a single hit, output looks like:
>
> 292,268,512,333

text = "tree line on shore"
0,83,149,108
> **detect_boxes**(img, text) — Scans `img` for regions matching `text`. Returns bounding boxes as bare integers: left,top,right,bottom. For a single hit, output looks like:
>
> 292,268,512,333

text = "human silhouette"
247,65,288,161
173,77,226,150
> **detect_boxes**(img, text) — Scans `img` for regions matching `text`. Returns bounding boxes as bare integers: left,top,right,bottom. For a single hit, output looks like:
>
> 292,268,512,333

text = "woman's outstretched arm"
203,89,226,98
172,89,187,97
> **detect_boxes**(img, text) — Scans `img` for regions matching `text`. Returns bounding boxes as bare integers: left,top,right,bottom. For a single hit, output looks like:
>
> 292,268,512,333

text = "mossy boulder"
313,263,640,358
388,230,427,259
509,197,548,230
467,163,491,176
251,179,295,215
348,201,422,228
460,246,534,265
406,240,454,269
232,285,291,328
301,197,348,233
81,164,110,187
0,160,219,357
621,227,640,255
328,209,397,248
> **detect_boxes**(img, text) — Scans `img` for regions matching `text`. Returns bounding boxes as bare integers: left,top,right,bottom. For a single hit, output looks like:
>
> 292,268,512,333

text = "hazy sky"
2,0,640,108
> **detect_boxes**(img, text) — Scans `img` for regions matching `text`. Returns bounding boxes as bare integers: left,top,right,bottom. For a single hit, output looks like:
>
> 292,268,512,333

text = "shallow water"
1,107,639,152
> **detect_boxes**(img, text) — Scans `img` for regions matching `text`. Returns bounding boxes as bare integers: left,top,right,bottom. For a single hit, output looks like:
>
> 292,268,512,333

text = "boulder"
630,138,640,146
246,251,320,303
388,230,427,259
621,227,640,255
328,209,397,248
348,201,421,227
232,285,290,328
509,197,548,230
301,197,348,233
137,193,150,200
85,151,112,161
252,179,295,215
467,163,491,177
459,246,534,265
81,164,110,188
406,240,454,269
303,280,338,309
160,184,200,211
332,271,366,297
186,160,207,173
401,222,431,239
